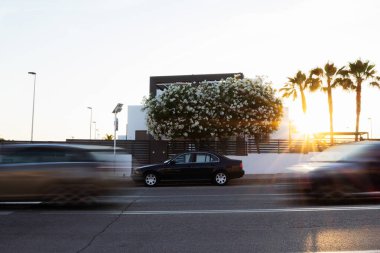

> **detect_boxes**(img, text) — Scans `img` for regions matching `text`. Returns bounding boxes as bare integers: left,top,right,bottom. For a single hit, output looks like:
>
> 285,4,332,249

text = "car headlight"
133,169,142,175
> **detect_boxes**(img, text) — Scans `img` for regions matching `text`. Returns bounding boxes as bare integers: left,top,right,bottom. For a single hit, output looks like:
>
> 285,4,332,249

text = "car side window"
37,148,89,163
195,154,219,163
0,149,41,164
174,153,192,164
195,154,207,163
0,147,89,164
209,154,219,162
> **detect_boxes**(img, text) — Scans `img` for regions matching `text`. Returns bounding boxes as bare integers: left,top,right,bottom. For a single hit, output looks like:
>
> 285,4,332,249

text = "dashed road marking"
39,205,380,215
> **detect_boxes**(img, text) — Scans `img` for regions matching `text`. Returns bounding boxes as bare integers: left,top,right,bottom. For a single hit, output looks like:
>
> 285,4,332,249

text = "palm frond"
337,67,349,77
295,71,307,86
310,67,323,77
370,81,380,88
309,78,321,92
338,78,355,90
325,63,337,77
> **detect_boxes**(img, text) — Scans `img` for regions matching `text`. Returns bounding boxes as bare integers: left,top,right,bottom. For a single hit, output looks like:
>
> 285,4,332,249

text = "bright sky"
1,0,380,141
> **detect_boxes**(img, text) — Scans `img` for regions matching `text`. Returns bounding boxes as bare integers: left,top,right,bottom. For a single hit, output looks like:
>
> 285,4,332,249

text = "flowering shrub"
142,77,283,140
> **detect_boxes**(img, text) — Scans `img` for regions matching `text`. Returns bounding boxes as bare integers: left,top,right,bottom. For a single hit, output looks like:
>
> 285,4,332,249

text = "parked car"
283,141,380,201
131,151,244,186
0,143,128,205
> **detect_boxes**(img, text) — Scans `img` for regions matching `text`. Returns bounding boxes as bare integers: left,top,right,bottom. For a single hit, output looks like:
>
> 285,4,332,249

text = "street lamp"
87,107,93,140
112,103,123,155
28,72,37,142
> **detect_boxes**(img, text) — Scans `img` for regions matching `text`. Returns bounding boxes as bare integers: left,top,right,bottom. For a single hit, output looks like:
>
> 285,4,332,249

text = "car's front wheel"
144,172,159,187
213,171,228,186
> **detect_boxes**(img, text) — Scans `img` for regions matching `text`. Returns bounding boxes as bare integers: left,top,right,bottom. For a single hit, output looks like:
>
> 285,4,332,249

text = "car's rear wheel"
213,171,228,186
144,172,159,187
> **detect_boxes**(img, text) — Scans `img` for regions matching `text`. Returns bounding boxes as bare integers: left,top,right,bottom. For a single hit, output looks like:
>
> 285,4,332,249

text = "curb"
119,174,278,187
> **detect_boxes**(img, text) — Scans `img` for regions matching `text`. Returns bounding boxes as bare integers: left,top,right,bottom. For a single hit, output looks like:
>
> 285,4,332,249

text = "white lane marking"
41,211,124,215
40,205,380,215
122,205,380,215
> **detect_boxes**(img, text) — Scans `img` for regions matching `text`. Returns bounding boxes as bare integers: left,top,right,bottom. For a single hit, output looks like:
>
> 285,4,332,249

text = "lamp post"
112,103,123,155
28,72,37,142
368,117,373,139
87,107,93,140
92,121,97,139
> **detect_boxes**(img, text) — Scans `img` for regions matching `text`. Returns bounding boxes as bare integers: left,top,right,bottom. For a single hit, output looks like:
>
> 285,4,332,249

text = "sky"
1,0,380,141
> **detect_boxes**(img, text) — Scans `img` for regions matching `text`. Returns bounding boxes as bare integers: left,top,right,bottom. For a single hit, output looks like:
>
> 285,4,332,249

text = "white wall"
228,152,317,174
127,105,147,140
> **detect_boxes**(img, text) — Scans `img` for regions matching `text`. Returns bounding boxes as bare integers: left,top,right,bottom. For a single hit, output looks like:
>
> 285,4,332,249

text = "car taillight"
239,162,243,169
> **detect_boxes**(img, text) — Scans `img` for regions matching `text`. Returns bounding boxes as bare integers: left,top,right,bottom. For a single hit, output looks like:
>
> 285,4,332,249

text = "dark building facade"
149,73,244,96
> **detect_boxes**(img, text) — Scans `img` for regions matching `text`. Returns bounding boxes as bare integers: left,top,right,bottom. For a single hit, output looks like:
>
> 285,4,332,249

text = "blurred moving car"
0,143,129,205
283,141,380,201
131,151,244,186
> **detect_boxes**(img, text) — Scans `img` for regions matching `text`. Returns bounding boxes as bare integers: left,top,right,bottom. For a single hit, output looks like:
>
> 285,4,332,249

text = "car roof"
174,151,224,156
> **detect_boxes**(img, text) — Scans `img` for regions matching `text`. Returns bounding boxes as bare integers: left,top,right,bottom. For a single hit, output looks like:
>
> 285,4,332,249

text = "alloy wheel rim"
215,173,227,184
145,174,157,185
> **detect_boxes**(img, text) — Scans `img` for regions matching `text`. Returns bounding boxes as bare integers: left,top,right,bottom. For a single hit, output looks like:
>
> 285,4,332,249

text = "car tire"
144,172,159,187
213,171,228,186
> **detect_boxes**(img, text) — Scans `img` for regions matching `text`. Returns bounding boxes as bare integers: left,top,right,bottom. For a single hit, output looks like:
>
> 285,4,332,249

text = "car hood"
136,163,166,170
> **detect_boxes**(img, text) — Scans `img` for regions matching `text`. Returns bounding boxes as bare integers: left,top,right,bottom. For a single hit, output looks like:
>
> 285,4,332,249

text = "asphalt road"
1,180,380,253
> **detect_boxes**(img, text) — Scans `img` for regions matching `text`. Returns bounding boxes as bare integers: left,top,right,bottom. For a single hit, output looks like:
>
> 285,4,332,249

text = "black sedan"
131,151,244,186
284,141,380,201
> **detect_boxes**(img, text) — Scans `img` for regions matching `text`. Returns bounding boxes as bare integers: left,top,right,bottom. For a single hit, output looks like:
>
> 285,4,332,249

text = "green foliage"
104,134,113,140
143,77,283,140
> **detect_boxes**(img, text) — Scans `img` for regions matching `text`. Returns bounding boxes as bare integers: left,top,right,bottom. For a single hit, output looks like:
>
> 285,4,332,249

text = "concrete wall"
228,152,317,175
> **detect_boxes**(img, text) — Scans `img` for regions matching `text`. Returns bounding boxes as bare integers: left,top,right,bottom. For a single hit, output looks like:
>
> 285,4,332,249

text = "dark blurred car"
131,151,244,186
284,141,380,201
0,143,129,205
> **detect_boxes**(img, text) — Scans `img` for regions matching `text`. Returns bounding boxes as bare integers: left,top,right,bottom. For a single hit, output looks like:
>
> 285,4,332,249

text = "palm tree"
309,63,347,145
280,70,319,153
104,134,113,140
344,59,380,141
280,70,320,114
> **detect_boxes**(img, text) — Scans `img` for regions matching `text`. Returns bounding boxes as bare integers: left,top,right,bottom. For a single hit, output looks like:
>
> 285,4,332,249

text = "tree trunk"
300,89,307,114
355,81,362,141
327,80,334,145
